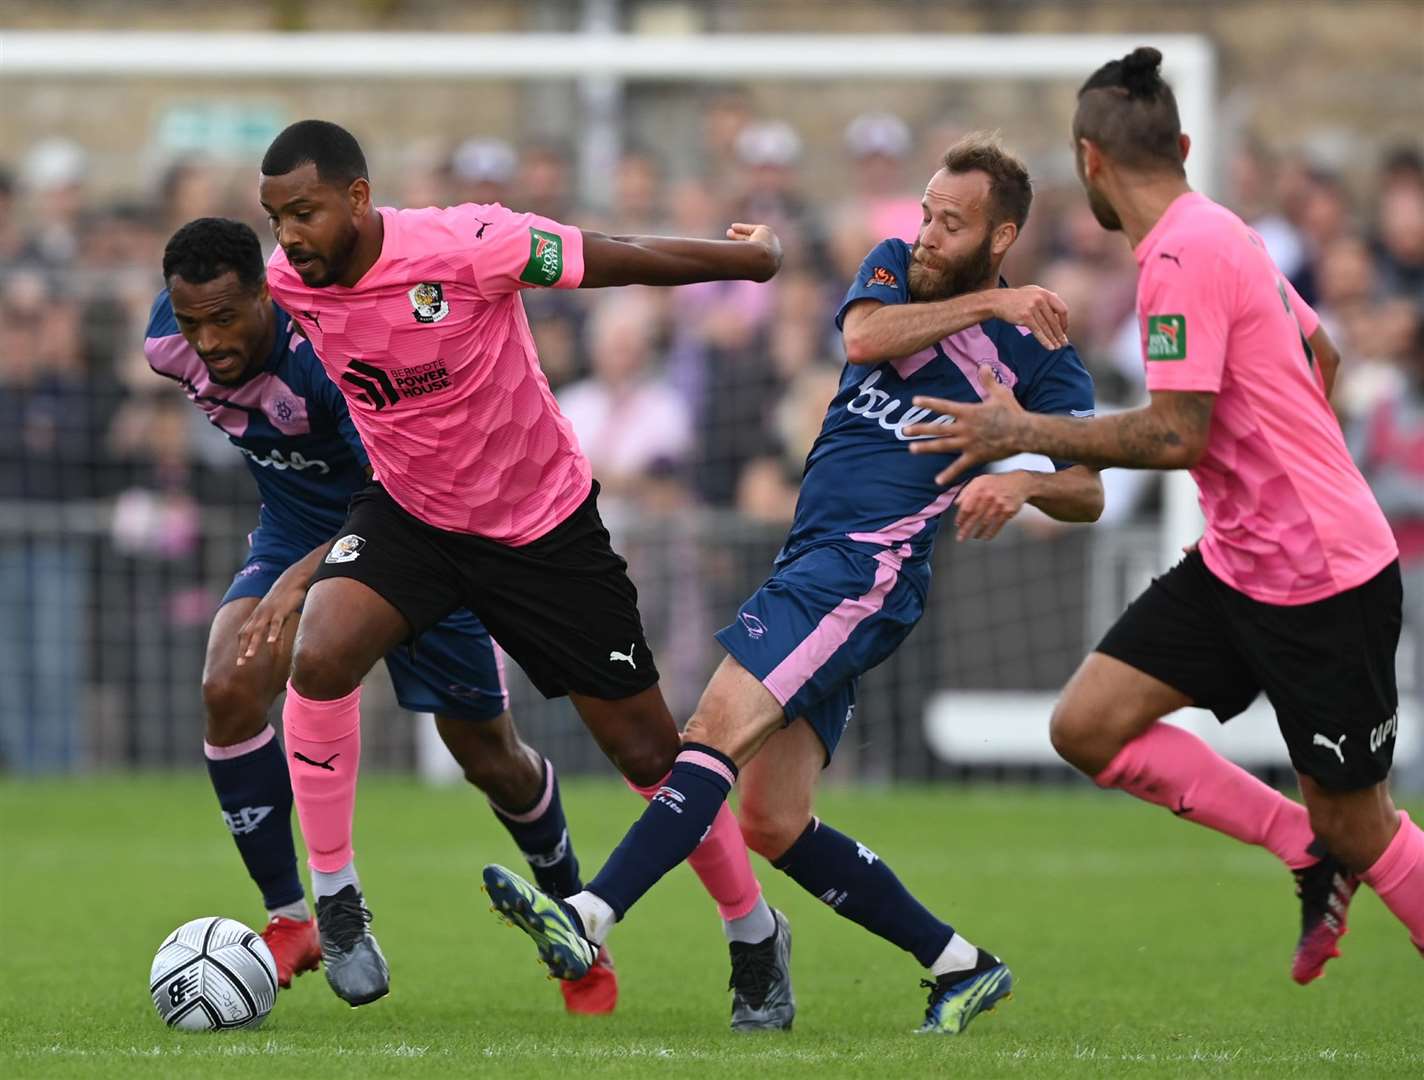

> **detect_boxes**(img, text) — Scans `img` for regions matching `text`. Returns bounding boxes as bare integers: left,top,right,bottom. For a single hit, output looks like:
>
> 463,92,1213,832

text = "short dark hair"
162,217,265,290
260,119,369,188
1074,46,1184,174
940,132,1033,230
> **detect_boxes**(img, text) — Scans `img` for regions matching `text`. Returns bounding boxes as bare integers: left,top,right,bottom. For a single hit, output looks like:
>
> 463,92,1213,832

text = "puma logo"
609,643,637,669
293,751,339,771
1159,251,1183,267
1313,732,1347,765
475,219,492,239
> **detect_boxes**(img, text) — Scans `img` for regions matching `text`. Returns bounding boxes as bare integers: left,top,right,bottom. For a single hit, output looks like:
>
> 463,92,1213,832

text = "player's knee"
613,742,677,789
444,720,526,789
200,670,268,745
737,799,803,860
288,640,361,701
1048,699,1093,766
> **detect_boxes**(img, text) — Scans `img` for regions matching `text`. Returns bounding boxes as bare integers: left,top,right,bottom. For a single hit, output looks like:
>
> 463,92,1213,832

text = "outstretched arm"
903,367,1215,486
578,223,781,289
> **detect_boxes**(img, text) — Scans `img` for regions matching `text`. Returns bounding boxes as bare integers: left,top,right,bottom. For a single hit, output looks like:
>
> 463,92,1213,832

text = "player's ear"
991,220,1017,259
256,277,270,304
1078,138,1101,180
347,177,372,217
1179,133,1192,165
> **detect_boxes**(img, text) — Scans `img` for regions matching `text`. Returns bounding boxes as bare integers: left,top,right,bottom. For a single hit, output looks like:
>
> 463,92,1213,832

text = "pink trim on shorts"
204,724,276,760
676,749,737,788
761,558,901,707
494,641,510,709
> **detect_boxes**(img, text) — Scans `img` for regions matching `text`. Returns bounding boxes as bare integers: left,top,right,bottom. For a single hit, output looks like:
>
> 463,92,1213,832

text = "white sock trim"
930,932,979,977
723,895,776,944
310,861,361,901
567,891,616,945
267,898,312,922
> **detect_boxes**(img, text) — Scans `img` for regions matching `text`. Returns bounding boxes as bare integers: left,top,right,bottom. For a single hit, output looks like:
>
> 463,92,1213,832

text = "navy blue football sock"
774,818,953,967
489,756,582,899
586,743,738,919
205,725,304,911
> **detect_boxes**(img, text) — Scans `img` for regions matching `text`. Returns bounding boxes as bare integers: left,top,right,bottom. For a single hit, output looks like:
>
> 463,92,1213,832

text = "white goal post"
1,30,1215,776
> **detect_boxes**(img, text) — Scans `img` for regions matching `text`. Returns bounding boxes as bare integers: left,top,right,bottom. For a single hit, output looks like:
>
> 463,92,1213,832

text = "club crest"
409,281,450,324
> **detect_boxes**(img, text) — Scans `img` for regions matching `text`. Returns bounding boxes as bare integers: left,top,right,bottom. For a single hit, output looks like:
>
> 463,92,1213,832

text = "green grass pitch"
2,776,1420,1078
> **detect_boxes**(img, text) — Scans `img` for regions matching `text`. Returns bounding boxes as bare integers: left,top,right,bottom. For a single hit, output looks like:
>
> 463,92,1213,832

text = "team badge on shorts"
326,534,366,564
409,282,450,324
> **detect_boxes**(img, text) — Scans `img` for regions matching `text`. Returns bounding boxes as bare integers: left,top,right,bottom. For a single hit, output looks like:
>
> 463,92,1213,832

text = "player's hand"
954,471,1031,542
726,222,783,277
988,285,1069,350
904,365,1028,487
235,578,306,666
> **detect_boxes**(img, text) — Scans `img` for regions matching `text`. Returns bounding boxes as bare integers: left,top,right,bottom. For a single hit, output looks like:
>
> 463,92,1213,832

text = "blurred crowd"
5,105,1422,528
3,98,1423,768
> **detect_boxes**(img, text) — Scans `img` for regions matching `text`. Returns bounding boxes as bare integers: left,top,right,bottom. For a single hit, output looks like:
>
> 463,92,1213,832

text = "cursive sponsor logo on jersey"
237,446,331,475
845,369,954,442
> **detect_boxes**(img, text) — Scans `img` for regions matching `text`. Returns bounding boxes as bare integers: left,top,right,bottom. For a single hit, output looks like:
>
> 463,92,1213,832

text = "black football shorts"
310,481,659,701
1096,550,1402,791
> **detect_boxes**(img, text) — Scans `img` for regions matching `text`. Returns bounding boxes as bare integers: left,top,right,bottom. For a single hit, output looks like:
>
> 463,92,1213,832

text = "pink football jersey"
1137,192,1397,604
266,203,591,545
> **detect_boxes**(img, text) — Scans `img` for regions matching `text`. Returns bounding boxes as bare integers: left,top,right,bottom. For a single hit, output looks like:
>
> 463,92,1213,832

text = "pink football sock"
626,774,763,920
283,681,362,874
1095,722,1315,871
1361,810,1424,956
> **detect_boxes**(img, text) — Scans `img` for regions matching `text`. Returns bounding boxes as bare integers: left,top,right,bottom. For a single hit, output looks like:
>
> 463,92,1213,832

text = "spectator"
843,112,922,243
0,168,24,264
557,290,692,519
608,148,668,234
517,139,575,221
1375,178,1424,301
157,159,222,234
729,120,829,273
451,136,517,207
1350,312,1424,709
0,270,96,771
1229,137,1307,282
20,137,87,267
699,88,755,193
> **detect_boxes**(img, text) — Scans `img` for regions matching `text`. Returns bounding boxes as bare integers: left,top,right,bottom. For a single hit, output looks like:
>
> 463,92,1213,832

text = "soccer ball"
149,916,278,1031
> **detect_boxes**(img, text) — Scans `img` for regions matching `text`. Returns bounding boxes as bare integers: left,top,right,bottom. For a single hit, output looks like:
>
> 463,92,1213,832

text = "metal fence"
0,497,1107,778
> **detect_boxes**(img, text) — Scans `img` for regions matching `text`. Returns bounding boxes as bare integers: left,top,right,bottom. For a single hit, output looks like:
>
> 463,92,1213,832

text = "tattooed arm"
902,366,1215,486
1007,391,1216,470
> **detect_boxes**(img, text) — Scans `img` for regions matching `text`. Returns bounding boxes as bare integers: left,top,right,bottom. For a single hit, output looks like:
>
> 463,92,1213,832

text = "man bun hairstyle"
260,119,369,188
1074,46,1185,174
940,131,1033,230
162,217,265,290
